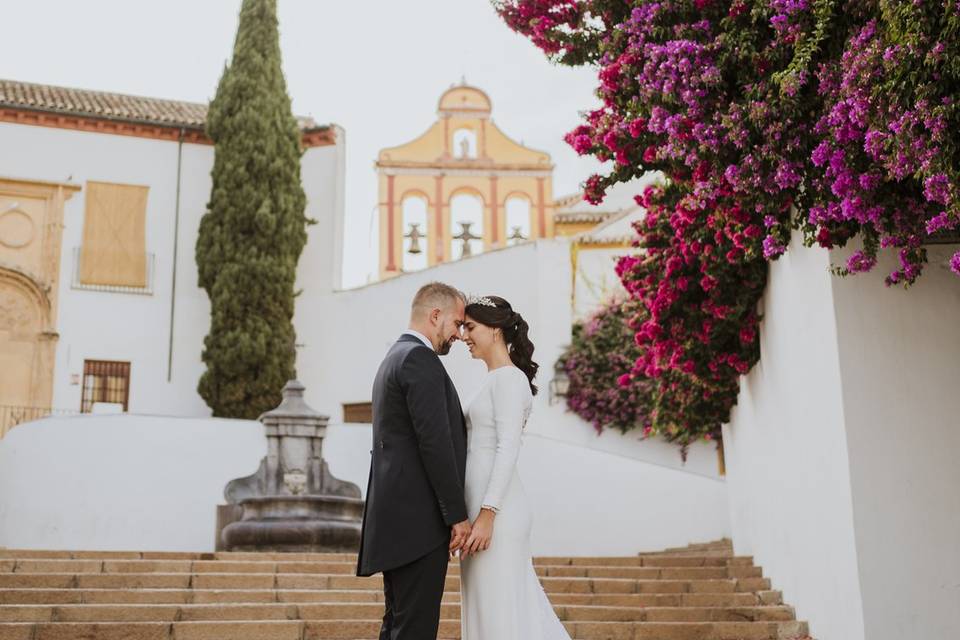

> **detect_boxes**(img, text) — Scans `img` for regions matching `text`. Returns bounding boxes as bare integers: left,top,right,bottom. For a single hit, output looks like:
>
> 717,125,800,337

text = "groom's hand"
450,519,472,551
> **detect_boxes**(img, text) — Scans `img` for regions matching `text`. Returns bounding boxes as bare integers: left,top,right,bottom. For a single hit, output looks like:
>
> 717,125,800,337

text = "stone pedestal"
219,380,363,552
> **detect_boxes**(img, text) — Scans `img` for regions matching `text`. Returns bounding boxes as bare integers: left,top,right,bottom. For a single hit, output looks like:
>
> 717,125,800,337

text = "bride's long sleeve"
480,369,532,512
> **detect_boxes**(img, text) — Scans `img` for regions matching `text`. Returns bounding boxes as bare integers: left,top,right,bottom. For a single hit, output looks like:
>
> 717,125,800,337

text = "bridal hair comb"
467,294,497,308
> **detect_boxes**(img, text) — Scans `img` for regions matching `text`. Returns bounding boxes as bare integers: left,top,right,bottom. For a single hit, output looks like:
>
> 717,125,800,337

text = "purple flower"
762,235,786,258
951,251,960,276
923,174,952,205
863,130,887,160
846,250,877,273
926,211,957,235
724,164,740,186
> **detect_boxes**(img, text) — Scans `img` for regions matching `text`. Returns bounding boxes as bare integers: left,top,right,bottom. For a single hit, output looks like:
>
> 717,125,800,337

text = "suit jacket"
356,334,468,577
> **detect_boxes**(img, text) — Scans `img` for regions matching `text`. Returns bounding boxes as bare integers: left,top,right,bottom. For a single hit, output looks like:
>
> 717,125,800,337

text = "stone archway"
0,269,56,435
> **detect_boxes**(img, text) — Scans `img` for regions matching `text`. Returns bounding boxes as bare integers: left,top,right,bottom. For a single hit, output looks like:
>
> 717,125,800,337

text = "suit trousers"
379,541,450,640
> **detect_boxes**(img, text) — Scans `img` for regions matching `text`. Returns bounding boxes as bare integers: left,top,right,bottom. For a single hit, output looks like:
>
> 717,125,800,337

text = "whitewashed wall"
0,121,345,417
573,246,627,320
722,235,865,640
723,235,960,640
830,242,960,640
0,412,726,555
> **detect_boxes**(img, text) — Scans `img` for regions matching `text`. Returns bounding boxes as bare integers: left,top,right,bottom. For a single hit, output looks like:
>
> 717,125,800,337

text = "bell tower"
375,82,555,279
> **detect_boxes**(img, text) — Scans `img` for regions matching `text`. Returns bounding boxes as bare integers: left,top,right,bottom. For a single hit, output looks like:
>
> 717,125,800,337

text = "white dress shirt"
403,329,434,351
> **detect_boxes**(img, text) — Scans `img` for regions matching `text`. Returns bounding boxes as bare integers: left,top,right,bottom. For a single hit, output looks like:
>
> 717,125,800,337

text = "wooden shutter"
79,182,148,287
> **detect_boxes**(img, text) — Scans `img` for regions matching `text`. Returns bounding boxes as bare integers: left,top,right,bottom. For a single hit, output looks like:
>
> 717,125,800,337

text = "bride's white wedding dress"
460,366,570,640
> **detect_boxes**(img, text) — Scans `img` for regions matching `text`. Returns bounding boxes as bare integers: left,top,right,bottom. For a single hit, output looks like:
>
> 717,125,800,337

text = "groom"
357,281,472,640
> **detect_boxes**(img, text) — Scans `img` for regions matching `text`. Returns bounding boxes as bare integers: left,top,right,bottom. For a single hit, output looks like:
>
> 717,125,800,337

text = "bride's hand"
462,508,495,558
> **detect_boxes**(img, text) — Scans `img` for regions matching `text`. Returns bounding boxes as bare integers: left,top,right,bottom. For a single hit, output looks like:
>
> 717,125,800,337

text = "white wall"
0,121,344,417
520,432,728,555
724,237,960,640
574,246,627,320
830,242,960,640
723,234,866,640
0,412,726,555
0,414,368,552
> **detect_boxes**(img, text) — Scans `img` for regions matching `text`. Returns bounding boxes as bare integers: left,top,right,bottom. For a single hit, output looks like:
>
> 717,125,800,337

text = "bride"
456,294,570,640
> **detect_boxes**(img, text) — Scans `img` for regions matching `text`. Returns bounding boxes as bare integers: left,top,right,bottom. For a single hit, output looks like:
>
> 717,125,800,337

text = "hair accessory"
467,294,497,308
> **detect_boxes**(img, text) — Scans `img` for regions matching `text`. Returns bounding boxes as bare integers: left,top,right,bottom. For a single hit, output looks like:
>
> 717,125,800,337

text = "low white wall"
520,432,728,556
831,242,960,640
0,414,366,552
0,411,728,555
723,235,866,640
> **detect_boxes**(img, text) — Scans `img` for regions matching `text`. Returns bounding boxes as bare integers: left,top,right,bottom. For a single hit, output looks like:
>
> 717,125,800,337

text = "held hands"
450,519,472,554
460,508,495,558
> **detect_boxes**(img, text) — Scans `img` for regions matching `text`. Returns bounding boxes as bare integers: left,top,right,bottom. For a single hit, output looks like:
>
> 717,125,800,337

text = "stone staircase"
0,540,811,639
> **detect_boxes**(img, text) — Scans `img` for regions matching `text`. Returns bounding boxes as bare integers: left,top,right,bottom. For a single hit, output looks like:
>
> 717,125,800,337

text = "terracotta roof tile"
0,79,321,132
554,210,617,224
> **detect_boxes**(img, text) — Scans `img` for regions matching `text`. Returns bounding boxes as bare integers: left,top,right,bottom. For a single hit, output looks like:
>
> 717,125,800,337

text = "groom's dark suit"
357,333,468,640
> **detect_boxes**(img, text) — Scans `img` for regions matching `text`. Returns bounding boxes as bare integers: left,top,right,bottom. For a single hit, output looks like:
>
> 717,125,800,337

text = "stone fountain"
218,380,363,552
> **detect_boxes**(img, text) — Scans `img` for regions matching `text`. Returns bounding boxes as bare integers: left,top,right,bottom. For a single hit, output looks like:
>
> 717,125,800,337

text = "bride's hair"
465,296,539,395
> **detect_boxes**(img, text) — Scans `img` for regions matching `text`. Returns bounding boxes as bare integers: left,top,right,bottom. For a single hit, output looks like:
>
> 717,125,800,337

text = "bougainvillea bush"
559,298,651,434
498,0,959,448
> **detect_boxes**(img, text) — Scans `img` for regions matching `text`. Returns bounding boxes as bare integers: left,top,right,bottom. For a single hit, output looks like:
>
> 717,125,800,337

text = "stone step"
0,550,755,568
0,588,783,607
0,619,810,639
0,572,772,594
0,558,763,580
0,541,807,640
0,601,796,623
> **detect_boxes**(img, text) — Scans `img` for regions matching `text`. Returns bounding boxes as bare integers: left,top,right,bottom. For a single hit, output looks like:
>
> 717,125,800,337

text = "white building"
0,79,345,428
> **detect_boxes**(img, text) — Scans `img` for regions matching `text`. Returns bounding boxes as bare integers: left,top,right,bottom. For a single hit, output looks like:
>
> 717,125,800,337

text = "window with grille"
81,360,130,413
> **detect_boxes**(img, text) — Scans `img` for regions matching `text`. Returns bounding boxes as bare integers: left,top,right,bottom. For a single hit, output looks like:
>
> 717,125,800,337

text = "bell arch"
400,192,429,272
503,192,533,246
448,187,485,259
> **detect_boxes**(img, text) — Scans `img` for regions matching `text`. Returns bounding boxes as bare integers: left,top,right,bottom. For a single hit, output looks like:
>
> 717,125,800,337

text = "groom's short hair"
411,282,465,318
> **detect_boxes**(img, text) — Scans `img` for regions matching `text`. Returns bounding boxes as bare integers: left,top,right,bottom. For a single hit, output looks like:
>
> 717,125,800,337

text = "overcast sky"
1,0,604,287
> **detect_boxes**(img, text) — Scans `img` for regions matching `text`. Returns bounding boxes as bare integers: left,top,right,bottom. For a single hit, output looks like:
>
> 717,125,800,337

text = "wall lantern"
549,359,570,405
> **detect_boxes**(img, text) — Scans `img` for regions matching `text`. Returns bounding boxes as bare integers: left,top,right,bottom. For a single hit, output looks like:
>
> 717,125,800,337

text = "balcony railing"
71,247,155,295
0,405,81,438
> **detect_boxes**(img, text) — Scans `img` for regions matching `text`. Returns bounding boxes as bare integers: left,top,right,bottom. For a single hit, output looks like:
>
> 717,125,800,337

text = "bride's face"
461,315,497,360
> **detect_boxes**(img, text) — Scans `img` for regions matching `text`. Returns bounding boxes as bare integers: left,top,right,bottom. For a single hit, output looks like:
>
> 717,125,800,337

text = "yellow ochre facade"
376,83,555,279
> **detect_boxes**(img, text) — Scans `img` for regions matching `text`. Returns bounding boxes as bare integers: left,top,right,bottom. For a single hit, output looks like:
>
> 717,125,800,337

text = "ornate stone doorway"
0,178,78,436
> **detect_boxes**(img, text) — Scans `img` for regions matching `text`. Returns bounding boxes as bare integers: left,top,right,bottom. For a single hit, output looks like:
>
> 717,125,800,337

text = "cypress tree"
196,0,309,418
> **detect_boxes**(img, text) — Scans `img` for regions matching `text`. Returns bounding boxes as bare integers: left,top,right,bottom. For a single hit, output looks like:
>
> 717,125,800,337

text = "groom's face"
433,299,465,355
